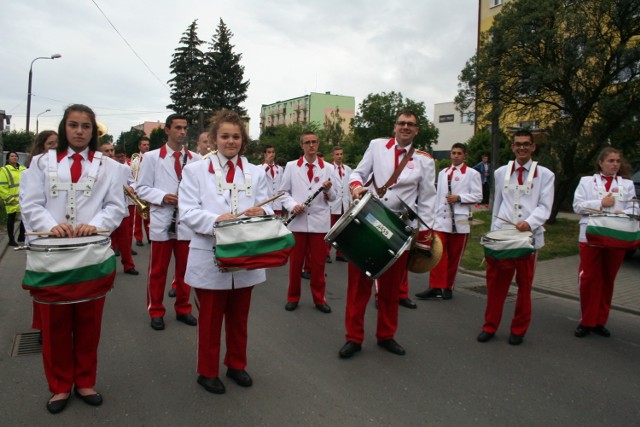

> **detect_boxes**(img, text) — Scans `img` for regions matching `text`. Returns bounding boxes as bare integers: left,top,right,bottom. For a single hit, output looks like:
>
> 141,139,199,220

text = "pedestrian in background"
0,151,26,246
473,154,491,207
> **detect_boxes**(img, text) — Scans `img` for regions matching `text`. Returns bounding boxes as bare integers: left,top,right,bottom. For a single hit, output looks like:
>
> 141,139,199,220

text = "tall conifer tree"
167,20,205,119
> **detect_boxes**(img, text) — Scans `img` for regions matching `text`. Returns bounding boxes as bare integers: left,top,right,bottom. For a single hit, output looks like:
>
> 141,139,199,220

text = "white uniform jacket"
491,160,555,249
262,162,284,211
329,162,353,215
573,174,637,242
279,156,336,233
179,155,274,290
20,148,127,235
136,144,200,241
349,138,437,232
434,163,483,234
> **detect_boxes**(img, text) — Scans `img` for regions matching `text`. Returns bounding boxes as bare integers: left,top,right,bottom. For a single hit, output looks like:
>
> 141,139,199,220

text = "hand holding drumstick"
494,215,531,232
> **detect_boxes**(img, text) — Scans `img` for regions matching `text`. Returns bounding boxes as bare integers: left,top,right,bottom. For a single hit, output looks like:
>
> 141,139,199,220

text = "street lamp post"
36,109,51,134
26,54,61,135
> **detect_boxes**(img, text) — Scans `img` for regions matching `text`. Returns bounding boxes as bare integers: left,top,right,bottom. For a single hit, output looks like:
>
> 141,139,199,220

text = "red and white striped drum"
22,235,116,304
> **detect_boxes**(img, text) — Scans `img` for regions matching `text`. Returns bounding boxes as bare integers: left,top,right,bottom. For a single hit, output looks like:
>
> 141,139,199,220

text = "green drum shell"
325,193,413,279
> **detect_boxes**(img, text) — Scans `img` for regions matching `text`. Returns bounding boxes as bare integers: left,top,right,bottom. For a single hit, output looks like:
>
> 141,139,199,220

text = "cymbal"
407,233,443,274
457,218,485,226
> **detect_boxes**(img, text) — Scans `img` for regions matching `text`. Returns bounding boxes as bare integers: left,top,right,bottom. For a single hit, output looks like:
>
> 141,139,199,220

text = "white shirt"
434,163,483,233
329,162,353,214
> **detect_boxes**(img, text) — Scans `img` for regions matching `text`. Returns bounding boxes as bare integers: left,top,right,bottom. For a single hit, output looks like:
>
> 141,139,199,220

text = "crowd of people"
10,104,638,415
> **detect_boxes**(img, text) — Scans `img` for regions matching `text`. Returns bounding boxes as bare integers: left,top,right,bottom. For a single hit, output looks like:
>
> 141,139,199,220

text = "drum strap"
595,175,624,209
365,146,415,197
504,160,537,223
48,150,103,227
212,156,253,215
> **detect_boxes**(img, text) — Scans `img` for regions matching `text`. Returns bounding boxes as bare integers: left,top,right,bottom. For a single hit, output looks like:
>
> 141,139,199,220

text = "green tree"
149,127,168,151
350,92,438,165
202,19,249,115
2,131,33,153
167,20,205,120
320,108,346,147
259,122,321,165
117,128,146,157
456,0,640,221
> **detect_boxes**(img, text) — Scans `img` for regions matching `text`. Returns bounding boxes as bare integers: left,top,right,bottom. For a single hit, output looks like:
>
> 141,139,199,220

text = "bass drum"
325,192,414,279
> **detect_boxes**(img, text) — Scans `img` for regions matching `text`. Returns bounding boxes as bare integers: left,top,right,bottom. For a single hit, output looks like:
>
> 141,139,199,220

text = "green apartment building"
259,92,355,136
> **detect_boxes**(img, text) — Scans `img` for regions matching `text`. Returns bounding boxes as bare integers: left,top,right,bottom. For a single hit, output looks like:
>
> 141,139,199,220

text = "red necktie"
173,151,182,180
70,153,83,183
338,165,343,179
517,166,525,185
602,175,613,191
306,163,314,182
448,166,456,181
395,147,406,168
226,160,235,183
269,165,275,178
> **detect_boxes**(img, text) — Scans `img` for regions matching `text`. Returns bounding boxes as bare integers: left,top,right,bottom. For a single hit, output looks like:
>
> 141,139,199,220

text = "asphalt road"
1,242,639,426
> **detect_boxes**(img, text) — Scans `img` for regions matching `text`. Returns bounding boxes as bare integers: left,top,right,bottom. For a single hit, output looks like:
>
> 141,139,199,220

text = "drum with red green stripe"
586,214,640,250
22,235,116,304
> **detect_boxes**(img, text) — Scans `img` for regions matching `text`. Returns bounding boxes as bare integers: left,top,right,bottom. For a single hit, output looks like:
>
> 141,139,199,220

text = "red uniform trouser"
147,240,192,318
578,242,626,327
38,297,106,393
195,286,253,378
345,252,409,344
482,253,537,336
428,231,468,290
288,232,327,305
327,214,344,258
133,207,150,243
111,215,135,271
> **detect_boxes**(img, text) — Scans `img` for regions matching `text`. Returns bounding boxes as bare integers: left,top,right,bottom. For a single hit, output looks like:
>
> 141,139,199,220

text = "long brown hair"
56,104,99,154
595,147,631,178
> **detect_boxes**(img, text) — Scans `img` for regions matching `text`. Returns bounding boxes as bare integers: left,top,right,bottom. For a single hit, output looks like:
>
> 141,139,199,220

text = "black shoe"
226,369,253,387
377,339,406,355
150,317,165,331
326,256,332,264
46,394,70,414
508,334,524,346
176,313,197,326
168,288,176,298
339,341,362,358
114,248,120,257
477,331,495,343
442,289,453,300
197,375,225,394
315,303,332,313
301,271,311,280
415,288,443,300
8,241,18,247
399,298,417,309
136,240,144,247
131,249,138,255
592,325,611,337
574,324,590,338
125,268,139,275
148,239,151,244
17,236,25,243
74,388,103,406
335,255,348,262
285,301,298,311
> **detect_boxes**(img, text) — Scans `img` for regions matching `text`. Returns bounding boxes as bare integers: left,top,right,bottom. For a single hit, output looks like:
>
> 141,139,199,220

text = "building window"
461,112,475,124
491,0,503,7
439,114,455,123
518,121,538,129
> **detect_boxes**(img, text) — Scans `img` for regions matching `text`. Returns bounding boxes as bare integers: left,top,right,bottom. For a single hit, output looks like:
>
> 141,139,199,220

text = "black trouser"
6,212,25,243
481,182,490,204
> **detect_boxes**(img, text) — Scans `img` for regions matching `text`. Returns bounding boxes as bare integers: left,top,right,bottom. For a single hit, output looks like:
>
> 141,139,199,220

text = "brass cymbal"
407,233,443,274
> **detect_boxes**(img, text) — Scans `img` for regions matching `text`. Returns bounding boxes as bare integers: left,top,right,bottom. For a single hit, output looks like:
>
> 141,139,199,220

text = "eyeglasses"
396,121,418,127
512,142,533,148
302,140,319,145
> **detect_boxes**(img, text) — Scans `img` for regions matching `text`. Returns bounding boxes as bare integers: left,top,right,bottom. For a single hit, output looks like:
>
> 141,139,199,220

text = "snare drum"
214,215,295,271
480,228,535,261
22,235,116,304
324,192,414,279
586,213,640,250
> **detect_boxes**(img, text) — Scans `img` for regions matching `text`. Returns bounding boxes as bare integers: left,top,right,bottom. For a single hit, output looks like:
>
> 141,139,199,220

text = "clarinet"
168,151,188,234
448,171,457,233
285,186,325,226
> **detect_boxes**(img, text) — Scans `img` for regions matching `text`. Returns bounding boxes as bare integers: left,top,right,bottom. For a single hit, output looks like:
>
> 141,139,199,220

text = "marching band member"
136,114,200,331
477,130,554,346
133,136,151,247
328,145,351,262
180,109,273,394
572,147,637,338
279,131,336,313
340,110,437,358
196,131,211,156
262,144,284,216
20,104,126,414
0,151,26,246
416,143,482,300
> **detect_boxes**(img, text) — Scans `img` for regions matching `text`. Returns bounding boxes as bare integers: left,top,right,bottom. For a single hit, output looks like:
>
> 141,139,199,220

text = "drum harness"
503,160,538,225
48,150,103,228
211,154,252,216
594,175,625,211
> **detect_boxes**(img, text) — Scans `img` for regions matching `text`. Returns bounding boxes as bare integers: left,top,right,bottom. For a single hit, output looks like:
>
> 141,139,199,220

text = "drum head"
30,235,109,248
215,215,278,229
325,193,374,242
485,229,532,241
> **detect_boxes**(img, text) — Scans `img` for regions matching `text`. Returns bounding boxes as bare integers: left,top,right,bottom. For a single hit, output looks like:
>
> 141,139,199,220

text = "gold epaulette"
415,150,433,159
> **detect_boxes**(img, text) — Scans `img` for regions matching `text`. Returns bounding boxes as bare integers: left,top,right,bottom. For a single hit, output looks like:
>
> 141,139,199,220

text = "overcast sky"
1,0,478,141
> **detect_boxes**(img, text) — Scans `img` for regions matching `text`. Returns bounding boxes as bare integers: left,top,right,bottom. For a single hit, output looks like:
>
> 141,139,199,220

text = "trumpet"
201,149,218,160
130,152,142,181
124,186,150,220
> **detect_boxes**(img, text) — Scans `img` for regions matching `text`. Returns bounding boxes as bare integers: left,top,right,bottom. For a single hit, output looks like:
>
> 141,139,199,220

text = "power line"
90,0,169,92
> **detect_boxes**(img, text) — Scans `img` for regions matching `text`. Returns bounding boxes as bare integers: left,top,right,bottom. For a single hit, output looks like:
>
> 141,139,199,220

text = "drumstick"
26,229,111,237
583,207,605,214
494,215,519,227
233,192,284,218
